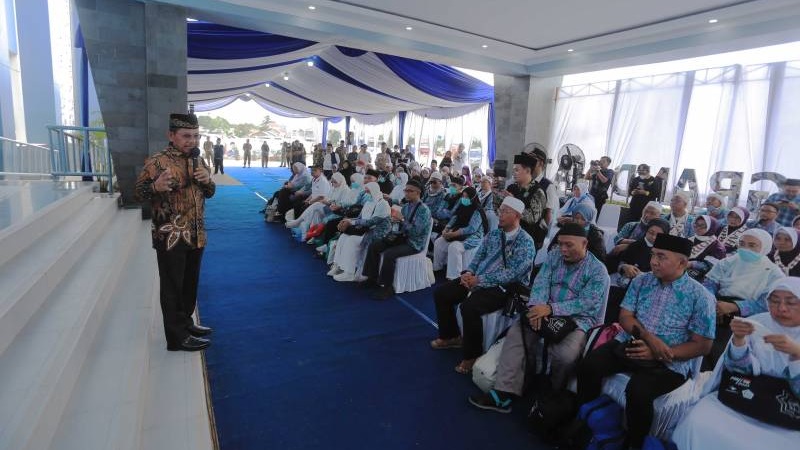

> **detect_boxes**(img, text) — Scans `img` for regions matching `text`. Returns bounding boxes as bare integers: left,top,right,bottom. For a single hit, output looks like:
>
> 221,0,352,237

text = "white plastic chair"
456,305,515,353
391,222,435,294
600,356,708,439
597,204,621,229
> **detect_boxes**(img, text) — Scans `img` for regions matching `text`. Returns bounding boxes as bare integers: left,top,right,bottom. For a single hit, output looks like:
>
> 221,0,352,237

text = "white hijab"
360,182,390,220
741,228,774,256
329,172,351,204
346,173,364,204
704,277,800,395
390,172,409,202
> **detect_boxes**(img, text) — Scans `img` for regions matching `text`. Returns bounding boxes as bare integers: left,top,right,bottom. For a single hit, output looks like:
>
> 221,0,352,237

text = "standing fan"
554,144,585,195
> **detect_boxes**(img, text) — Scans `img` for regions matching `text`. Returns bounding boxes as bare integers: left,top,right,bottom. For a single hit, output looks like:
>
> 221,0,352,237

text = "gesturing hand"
154,170,174,193
643,334,674,362
193,167,210,185
730,317,755,347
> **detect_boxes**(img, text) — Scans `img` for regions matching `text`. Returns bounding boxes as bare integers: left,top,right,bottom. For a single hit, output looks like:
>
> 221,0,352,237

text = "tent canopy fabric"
187,22,496,161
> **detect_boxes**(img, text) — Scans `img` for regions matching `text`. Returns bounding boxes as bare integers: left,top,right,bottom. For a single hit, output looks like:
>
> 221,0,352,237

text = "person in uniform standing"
135,113,215,351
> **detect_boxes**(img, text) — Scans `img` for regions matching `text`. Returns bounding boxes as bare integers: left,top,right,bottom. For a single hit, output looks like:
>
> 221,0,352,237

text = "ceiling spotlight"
567,48,574,52
481,44,488,48
264,83,270,87
307,61,314,67
186,18,198,22
708,19,718,24
283,74,290,81
308,5,316,10
405,26,413,31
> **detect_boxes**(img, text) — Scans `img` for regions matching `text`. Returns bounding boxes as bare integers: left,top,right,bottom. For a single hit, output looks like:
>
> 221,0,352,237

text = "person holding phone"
765,179,800,227
575,234,715,449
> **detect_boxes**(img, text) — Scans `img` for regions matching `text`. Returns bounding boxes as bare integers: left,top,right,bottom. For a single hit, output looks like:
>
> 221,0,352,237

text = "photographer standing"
586,156,614,214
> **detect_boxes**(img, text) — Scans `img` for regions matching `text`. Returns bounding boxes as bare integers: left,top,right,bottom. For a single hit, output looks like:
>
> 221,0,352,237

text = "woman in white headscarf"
702,228,786,369
389,172,409,204
329,182,390,281
287,172,352,231
557,180,594,223
673,278,800,449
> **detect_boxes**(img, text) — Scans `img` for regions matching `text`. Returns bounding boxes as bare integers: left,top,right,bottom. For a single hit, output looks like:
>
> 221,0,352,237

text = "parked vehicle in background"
468,147,482,167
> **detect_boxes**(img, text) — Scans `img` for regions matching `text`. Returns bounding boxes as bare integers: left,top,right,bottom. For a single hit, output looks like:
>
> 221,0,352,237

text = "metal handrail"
47,125,114,191
0,136,54,176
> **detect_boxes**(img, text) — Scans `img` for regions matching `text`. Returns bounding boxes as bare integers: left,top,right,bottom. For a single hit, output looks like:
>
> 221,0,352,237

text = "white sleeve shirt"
311,175,332,199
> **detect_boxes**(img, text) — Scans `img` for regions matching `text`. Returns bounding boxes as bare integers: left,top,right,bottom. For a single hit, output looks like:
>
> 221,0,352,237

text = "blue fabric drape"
336,46,368,57
398,111,407,148
376,53,493,103
345,116,351,145
328,117,343,124
322,119,329,147
188,58,305,75
188,23,316,59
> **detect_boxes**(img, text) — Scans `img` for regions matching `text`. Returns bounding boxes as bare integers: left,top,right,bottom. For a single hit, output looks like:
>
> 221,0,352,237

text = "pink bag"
582,323,624,358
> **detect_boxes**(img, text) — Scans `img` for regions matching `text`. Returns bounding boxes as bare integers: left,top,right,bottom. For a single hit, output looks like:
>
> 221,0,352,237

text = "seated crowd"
262,143,800,449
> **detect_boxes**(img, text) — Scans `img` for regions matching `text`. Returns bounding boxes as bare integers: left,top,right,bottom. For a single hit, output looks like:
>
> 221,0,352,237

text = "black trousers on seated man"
156,248,204,348
434,280,509,360
362,240,417,289
576,340,686,448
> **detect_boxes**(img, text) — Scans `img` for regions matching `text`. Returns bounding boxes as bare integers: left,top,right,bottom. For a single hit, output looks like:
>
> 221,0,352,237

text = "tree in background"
197,116,232,135
327,129,342,146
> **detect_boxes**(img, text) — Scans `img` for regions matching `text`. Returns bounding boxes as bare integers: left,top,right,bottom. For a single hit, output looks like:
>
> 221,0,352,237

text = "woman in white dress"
285,172,350,230
673,277,800,449
330,182,390,281
389,172,409,204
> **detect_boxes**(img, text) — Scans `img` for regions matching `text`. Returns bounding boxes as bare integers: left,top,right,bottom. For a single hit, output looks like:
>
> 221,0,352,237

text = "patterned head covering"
169,113,198,130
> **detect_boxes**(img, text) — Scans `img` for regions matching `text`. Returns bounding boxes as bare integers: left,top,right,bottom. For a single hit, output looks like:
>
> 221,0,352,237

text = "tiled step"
0,208,140,450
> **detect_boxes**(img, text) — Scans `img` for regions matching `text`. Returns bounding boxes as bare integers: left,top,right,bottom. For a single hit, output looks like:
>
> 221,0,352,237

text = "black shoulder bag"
718,369,800,430
382,202,420,247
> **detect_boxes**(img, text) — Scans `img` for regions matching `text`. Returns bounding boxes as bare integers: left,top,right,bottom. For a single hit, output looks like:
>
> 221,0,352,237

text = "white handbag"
472,337,506,393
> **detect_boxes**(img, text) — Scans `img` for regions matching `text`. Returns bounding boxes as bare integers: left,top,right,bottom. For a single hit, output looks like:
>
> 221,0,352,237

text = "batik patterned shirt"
423,190,449,221
616,272,716,377
399,200,432,253
467,228,535,289
528,249,610,332
446,207,485,250
766,192,800,226
135,144,216,251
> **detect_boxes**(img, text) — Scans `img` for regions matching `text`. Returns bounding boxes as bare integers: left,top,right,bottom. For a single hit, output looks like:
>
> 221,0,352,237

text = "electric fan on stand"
554,144,586,196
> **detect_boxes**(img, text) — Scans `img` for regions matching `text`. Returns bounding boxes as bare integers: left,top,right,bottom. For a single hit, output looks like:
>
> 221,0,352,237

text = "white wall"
524,75,562,158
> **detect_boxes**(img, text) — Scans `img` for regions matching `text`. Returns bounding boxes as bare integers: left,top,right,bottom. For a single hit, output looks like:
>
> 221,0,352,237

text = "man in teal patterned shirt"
468,222,609,413
432,197,536,375
576,233,715,449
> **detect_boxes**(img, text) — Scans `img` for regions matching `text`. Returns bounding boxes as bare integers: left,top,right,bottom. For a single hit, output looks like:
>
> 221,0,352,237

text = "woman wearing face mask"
703,228,786,369
705,193,729,227
686,215,726,281
611,201,663,255
769,226,800,277
389,172,409,204
329,182,391,281
478,177,498,231
286,172,351,233
716,207,750,254
432,187,489,280
443,176,465,213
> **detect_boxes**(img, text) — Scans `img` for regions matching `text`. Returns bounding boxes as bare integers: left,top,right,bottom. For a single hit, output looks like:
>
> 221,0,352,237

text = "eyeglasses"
760,208,778,214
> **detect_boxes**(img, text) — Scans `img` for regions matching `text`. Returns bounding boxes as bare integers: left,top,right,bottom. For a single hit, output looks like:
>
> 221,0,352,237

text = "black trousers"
434,279,509,360
243,151,251,167
213,157,224,174
156,248,204,347
362,240,417,287
594,193,608,216
323,170,333,179
576,340,686,448
322,217,344,243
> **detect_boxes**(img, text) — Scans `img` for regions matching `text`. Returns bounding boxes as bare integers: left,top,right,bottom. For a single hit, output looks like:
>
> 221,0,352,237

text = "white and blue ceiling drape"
187,23,495,162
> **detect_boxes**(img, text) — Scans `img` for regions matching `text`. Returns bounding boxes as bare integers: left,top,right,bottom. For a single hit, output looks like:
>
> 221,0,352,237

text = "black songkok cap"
513,152,537,168
530,148,548,163
450,175,466,186
653,233,692,258
169,113,198,129
365,169,380,178
785,178,800,187
406,179,424,192
559,222,587,238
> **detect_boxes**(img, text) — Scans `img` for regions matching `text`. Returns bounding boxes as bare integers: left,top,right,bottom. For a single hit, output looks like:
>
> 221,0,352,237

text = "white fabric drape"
403,104,489,169
550,60,800,204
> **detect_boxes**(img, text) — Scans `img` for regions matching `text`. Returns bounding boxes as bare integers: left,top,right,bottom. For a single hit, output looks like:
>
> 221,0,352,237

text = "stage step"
49,220,158,450
0,205,139,450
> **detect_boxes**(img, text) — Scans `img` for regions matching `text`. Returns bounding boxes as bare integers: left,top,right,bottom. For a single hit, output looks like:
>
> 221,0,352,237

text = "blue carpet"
200,167,549,450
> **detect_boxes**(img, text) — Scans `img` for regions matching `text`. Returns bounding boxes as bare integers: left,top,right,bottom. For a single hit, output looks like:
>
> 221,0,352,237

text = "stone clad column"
75,0,187,207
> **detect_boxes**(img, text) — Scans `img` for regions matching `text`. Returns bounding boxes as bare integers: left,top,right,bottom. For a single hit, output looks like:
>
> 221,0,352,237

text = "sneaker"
354,274,369,283
316,244,327,253
468,390,512,414
326,265,340,276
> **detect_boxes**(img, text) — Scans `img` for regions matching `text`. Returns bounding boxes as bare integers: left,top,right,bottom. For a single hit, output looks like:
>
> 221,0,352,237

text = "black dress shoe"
167,336,211,351
188,324,213,337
